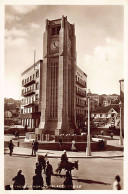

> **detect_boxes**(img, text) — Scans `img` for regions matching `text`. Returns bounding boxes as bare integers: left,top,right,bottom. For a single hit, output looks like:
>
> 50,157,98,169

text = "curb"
4,152,124,159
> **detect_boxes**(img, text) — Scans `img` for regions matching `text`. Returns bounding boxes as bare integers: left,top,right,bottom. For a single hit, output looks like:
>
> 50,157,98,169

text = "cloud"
79,38,123,94
5,14,21,23
5,28,28,48
29,23,40,31
5,28,27,38
11,5,38,14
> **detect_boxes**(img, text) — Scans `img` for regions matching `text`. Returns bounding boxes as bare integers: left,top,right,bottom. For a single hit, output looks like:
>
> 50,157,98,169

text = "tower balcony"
22,89,35,97
22,79,35,87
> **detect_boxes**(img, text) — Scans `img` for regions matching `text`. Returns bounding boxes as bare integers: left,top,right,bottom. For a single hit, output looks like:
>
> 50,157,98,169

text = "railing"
76,91,86,97
23,100,39,107
22,79,35,87
76,80,86,88
21,89,35,97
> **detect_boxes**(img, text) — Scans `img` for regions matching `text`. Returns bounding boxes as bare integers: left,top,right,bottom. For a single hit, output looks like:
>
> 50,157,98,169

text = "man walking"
8,140,14,156
33,139,39,156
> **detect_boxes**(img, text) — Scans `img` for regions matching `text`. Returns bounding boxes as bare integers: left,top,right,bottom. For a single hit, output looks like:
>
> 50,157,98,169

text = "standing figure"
33,139,39,156
24,124,27,131
31,140,35,155
32,169,44,190
64,170,73,190
59,137,62,148
113,175,121,190
12,170,25,190
8,140,14,156
71,140,76,151
35,162,42,175
111,132,113,139
101,130,104,136
45,161,53,188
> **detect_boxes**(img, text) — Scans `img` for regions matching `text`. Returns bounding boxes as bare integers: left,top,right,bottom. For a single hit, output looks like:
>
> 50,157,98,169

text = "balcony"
76,80,86,88
76,102,85,107
23,100,39,108
22,79,35,87
76,91,86,97
22,89,35,97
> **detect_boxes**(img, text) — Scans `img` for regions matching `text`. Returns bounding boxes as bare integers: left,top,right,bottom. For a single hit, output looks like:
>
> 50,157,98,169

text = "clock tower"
39,16,77,135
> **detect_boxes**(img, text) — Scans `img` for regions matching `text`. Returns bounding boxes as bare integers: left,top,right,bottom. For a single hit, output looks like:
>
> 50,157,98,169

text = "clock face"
50,40,59,51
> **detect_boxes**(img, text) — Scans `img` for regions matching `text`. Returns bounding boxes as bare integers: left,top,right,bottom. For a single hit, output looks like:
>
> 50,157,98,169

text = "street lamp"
119,101,123,145
86,96,91,156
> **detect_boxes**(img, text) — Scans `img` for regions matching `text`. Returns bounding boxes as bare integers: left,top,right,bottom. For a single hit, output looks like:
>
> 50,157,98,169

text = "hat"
18,170,22,174
63,150,66,153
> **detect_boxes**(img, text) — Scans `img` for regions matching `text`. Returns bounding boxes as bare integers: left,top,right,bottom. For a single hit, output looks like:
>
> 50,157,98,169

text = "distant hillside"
4,98,21,111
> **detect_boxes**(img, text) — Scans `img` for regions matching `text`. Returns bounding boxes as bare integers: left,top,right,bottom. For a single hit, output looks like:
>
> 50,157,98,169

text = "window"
51,27,56,35
36,70,39,78
35,106,38,112
100,114,102,117
22,80,24,85
36,82,39,90
57,26,61,34
35,94,38,100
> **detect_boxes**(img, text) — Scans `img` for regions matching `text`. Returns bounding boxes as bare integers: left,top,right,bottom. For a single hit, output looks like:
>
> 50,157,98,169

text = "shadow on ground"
73,178,111,185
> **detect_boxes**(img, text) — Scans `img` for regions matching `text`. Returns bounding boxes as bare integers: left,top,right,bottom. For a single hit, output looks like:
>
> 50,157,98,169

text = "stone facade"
20,16,87,136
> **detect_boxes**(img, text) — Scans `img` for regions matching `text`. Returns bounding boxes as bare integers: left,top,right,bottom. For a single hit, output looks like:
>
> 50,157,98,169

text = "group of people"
59,138,76,152
7,149,74,190
10,157,53,190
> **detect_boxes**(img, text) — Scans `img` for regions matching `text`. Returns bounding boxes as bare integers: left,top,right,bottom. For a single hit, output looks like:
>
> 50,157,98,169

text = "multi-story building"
76,66,87,128
89,93,99,106
20,60,43,129
20,16,87,136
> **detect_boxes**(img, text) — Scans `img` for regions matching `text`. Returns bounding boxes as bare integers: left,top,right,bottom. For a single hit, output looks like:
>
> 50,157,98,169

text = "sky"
4,4,124,100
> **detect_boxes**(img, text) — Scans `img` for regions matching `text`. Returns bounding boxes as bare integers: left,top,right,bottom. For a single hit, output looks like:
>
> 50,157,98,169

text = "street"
4,152,123,190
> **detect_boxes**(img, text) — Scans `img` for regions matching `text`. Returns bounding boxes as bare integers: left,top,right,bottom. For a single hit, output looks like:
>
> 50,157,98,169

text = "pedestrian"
15,131,18,137
35,162,42,175
59,137,62,148
32,169,44,190
12,170,25,190
31,140,35,155
113,175,121,190
33,139,39,156
71,140,76,151
8,140,14,156
45,161,53,188
111,132,113,139
64,170,73,190
101,130,104,136
24,124,27,131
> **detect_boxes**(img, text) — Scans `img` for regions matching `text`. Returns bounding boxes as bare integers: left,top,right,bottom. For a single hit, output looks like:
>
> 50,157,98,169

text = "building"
119,79,124,135
20,16,87,136
76,66,87,128
20,60,43,129
89,93,99,106
91,105,120,119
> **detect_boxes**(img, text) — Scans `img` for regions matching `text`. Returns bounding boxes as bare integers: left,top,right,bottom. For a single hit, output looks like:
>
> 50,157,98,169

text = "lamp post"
86,96,91,156
119,101,123,145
